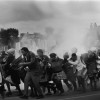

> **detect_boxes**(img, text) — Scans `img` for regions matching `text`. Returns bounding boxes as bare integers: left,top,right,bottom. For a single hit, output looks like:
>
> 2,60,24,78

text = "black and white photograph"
0,0,100,100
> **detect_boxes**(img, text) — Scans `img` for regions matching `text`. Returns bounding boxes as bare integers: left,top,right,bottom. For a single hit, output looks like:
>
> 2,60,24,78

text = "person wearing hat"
49,53,64,95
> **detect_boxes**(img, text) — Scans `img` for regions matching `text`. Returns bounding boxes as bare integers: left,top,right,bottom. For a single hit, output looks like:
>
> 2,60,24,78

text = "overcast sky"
0,0,100,32
0,0,100,55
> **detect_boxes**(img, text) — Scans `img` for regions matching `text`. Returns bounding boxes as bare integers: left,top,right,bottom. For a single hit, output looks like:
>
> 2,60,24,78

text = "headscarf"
7,48,15,55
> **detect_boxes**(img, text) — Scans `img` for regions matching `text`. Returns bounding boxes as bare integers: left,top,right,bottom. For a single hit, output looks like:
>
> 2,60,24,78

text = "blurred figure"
37,49,55,95
68,53,78,91
19,47,44,99
2,49,15,96
86,50,98,90
37,49,48,93
76,55,86,92
49,53,64,95
62,52,74,91
97,49,100,79
0,51,7,91
37,49,49,75
1,48,22,96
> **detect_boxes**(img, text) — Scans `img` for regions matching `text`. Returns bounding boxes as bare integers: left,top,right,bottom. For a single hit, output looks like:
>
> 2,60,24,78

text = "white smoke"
2,1,100,57
84,23,100,51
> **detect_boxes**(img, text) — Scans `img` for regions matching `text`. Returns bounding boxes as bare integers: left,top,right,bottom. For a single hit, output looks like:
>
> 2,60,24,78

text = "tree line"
0,28,19,49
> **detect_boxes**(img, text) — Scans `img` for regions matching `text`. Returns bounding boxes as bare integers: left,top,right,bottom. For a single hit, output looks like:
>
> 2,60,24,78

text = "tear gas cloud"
1,0,100,57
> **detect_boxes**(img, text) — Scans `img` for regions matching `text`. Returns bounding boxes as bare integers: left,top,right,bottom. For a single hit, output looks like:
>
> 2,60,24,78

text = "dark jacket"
3,54,15,72
36,55,49,70
62,59,76,81
49,57,63,73
23,51,40,72
86,53,97,74
62,59,73,74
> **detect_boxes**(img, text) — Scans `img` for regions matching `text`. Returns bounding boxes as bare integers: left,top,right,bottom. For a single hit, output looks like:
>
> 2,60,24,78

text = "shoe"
6,92,12,96
29,93,36,98
52,88,57,94
20,95,28,99
58,91,64,95
69,87,73,91
82,89,86,93
36,95,44,99
46,92,52,95
3,88,6,91
0,91,5,99
17,92,23,96
0,85,5,92
74,88,78,92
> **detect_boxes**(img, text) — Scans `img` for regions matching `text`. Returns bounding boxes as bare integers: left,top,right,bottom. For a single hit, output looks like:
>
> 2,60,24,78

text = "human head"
21,47,29,56
88,50,94,58
71,53,77,61
37,49,43,57
63,52,69,59
49,53,57,61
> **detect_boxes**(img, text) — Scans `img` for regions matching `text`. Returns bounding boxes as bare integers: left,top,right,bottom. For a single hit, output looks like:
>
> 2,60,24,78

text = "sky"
0,0,100,56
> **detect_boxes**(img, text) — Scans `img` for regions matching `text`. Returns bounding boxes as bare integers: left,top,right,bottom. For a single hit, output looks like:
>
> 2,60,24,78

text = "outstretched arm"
19,53,36,69
68,57,80,65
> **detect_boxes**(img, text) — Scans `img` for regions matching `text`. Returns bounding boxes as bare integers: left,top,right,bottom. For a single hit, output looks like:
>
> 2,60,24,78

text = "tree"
0,28,19,49
0,28,10,46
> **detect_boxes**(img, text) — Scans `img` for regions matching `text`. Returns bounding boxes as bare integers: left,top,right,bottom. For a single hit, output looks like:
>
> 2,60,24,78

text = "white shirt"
69,56,86,71
97,56,100,69
76,58,86,71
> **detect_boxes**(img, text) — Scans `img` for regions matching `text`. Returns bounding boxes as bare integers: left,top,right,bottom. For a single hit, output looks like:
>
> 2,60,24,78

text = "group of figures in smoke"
0,47,100,99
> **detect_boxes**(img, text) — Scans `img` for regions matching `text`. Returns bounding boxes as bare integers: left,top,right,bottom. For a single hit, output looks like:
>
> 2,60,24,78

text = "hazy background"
0,0,100,57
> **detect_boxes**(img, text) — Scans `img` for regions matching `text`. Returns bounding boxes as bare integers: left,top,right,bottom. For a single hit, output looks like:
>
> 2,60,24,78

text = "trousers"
24,71,43,96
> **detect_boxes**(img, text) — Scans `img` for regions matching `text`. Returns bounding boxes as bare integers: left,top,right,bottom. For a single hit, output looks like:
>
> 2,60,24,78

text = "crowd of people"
0,47,100,99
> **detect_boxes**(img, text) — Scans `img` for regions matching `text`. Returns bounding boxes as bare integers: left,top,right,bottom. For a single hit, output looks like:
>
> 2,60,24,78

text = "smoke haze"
0,0,100,57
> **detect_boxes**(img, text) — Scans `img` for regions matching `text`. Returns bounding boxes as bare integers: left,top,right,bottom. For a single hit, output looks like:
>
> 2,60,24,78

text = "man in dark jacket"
49,53,64,95
86,50,98,90
37,49,49,92
63,53,77,91
37,49,56,95
19,47,44,99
